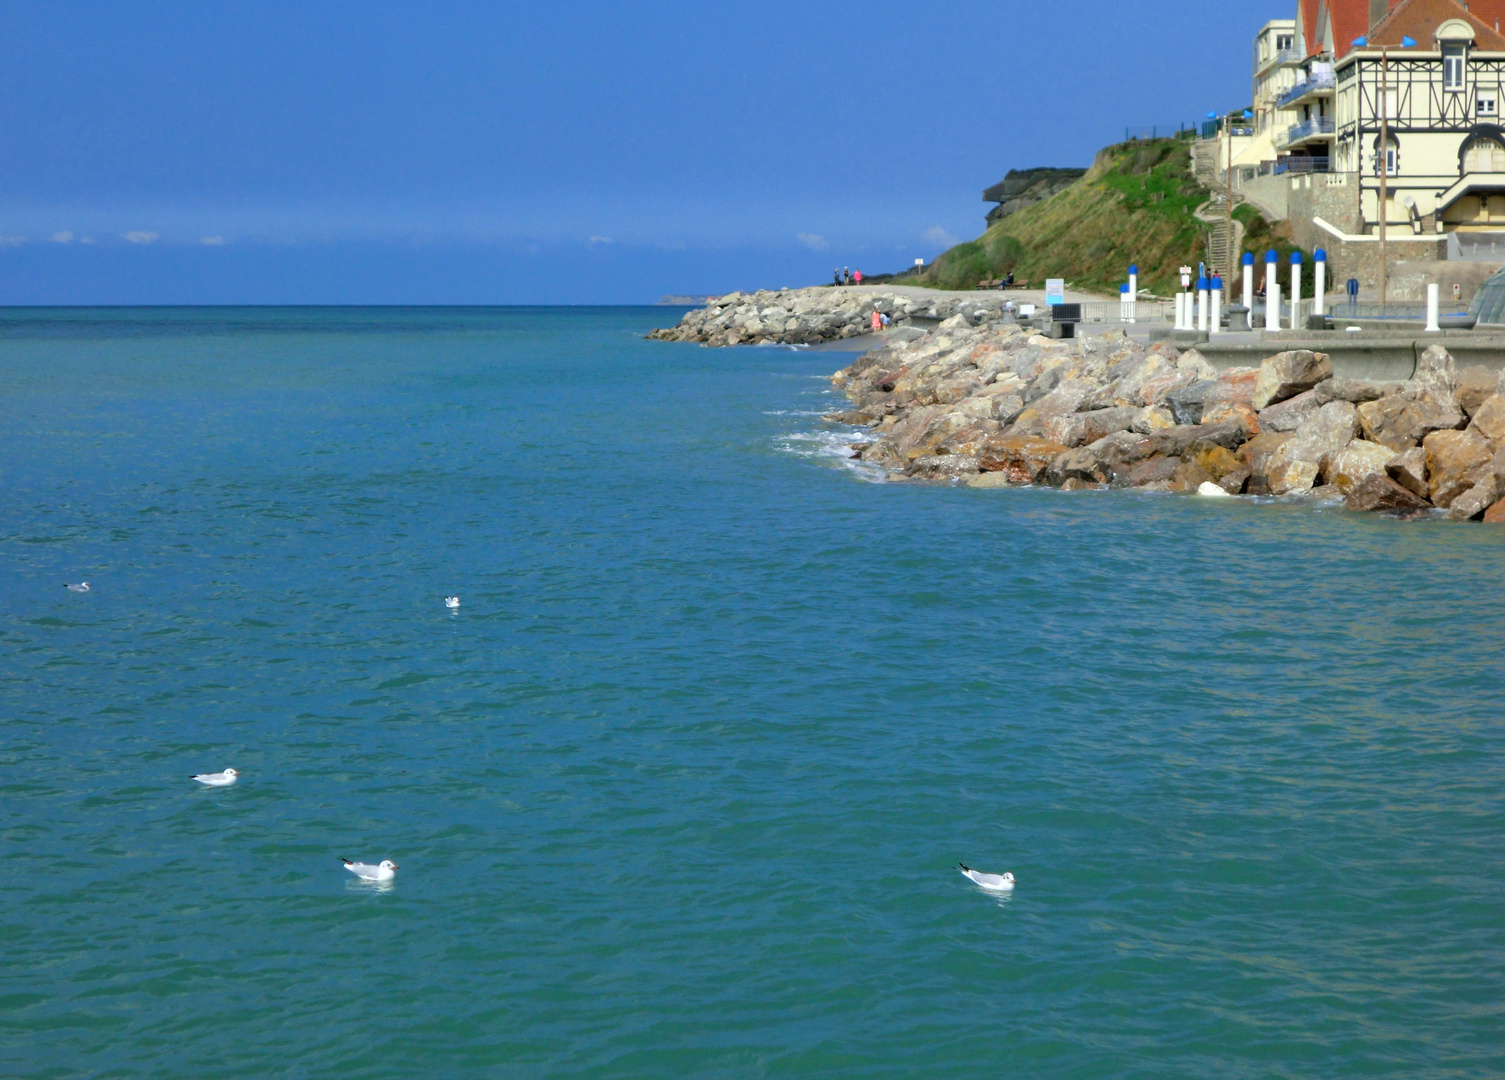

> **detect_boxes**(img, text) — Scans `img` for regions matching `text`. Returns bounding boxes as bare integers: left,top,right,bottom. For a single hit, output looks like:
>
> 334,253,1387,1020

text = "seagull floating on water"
342,857,399,882
958,864,1015,892
192,767,239,787
65,582,91,593
445,596,460,609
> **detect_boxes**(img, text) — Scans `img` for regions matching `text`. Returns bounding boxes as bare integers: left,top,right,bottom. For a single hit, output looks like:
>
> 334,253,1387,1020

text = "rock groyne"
649,287,1011,348
828,316,1505,523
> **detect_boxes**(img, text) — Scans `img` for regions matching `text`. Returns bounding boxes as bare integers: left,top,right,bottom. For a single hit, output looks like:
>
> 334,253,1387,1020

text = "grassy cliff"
920,138,1305,296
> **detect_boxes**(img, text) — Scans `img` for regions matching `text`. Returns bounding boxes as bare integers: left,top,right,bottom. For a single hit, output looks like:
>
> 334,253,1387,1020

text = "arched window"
1372,134,1399,176
1463,136,1505,172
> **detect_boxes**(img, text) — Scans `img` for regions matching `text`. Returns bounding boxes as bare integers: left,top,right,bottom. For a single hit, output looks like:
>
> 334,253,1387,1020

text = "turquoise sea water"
2,307,1503,1079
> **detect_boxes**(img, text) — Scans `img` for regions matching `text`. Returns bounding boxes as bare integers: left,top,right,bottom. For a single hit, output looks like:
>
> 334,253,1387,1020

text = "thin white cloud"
798,232,829,251
200,236,226,246
50,231,73,244
923,226,959,248
1,236,26,247
588,235,612,245
80,236,96,244
123,231,159,245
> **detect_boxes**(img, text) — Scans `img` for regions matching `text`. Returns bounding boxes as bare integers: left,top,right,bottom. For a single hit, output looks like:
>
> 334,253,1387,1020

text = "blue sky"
0,1,1274,304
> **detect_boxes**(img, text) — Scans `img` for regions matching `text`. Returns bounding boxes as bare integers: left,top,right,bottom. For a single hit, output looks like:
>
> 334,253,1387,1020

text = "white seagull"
958,864,1016,892
445,596,460,609
192,767,239,787
342,857,399,882
65,582,91,593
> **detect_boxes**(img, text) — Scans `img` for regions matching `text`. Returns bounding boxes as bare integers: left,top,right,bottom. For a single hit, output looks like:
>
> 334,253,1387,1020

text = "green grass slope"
920,138,1305,296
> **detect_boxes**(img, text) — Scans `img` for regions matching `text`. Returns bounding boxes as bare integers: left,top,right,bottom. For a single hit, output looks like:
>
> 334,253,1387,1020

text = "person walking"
833,268,842,287
842,267,850,285
853,269,863,285
869,309,882,332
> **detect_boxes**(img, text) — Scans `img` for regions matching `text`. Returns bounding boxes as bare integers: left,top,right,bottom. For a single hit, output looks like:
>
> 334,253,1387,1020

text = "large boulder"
1241,431,1293,495
1252,350,1333,410
1445,473,1502,521
1164,380,1221,425
1485,497,1505,523
1356,389,1465,450
1041,406,1141,448
1185,444,1249,494
1457,365,1498,417
1201,401,1261,437
1422,428,1496,507
1326,439,1397,494
1345,473,1432,513
1385,447,1430,499
1045,445,1112,486
977,437,1070,483
1265,401,1360,493
1314,378,1398,405
1468,393,1505,443
1258,388,1323,433
1413,344,1458,401
1131,404,1177,434
1125,455,1182,487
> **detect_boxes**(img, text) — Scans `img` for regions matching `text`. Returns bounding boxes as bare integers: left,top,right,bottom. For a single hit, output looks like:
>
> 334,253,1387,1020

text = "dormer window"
1444,44,1467,90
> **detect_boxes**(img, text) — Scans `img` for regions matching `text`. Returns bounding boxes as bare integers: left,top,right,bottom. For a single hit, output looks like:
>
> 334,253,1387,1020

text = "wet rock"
1356,390,1465,450
1197,481,1232,497
906,453,980,478
1456,365,1498,417
1269,459,1320,494
1258,388,1322,433
1484,496,1505,523
1240,431,1293,495
1385,447,1430,499
1041,406,1140,448
1170,457,1214,492
1468,393,1505,443
1445,473,1502,521
1423,428,1495,508
1265,401,1359,493
1187,445,1250,494
1326,439,1397,494
1046,446,1112,486
1345,473,1432,513
966,472,1014,488
977,437,1070,483
1252,350,1333,410
1126,455,1181,487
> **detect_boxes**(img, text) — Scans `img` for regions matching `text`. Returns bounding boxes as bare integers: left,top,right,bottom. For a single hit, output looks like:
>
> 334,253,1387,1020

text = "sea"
2,306,1503,1079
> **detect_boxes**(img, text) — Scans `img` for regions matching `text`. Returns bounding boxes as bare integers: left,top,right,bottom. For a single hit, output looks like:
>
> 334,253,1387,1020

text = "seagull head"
1002,872,1015,884
380,860,399,871
224,767,238,777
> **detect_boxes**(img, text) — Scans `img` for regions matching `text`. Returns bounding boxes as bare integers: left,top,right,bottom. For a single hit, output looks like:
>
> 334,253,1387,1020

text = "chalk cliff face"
983,167,1086,225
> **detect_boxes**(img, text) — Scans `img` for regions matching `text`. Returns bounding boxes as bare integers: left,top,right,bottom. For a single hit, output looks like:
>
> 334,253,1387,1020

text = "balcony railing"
1274,116,1336,149
1275,157,1331,174
1276,70,1337,109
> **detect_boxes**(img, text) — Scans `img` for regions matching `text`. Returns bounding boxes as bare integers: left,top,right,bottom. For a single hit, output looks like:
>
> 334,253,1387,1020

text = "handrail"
1276,70,1336,109
1275,116,1336,149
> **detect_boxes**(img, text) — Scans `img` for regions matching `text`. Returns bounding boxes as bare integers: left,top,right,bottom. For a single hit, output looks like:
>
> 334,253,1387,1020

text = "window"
1444,44,1466,91
1277,34,1293,51
1463,138,1505,172
1376,138,1399,175
1479,92,1497,117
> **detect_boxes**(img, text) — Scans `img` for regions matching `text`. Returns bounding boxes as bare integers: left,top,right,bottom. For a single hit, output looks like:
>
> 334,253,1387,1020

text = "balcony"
1274,157,1331,175
1276,70,1336,109
1257,46,1303,73
1275,116,1336,149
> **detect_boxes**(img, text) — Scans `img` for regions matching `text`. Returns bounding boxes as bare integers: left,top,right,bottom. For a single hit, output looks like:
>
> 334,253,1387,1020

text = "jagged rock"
1422,428,1496,508
1197,481,1232,497
1171,457,1213,492
1456,365,1498,417
1241,431,1293,495
1252,350,1333,410
1356,389,1465,450
1201,401,1261,437
1214,367,1260,406
1306,484,1345,501
1258,388,1322,433
966,472,1014,488
1314,378,1398,405
1126,455,1181,487
1485,496,1505,522
1164,380,1221,425
1385,447,1430,498
1176,350,1217,380
907,453,980,477
1186,445,1250,494
1445,473,1502,520
1046,446,1112,486
1326,440,1397,494
1345,473,1431,513
1468,393,1505,442
1042,406,1140,448
1413,344,1458,400
1265,401,1359,493
977,437,1070,483
1131,405,1177,434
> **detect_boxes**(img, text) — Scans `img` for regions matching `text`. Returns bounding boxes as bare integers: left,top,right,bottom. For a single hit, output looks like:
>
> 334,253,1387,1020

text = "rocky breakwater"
828,315,1505,524
648,287,1009,347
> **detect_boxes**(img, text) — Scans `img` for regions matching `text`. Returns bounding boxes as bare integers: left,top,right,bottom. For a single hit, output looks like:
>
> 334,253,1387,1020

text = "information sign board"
1045,279,1065,305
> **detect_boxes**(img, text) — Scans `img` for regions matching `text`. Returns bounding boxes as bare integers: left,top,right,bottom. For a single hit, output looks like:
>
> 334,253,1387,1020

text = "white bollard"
1425,282,1441,332
1128,265,1138,323
1267,281,1282,331
1290,253,1303,331
1210,278,1222,335
1242,253,1254,314
1314,249,1327,316
1197,280,1209,332
1176,292,1186,330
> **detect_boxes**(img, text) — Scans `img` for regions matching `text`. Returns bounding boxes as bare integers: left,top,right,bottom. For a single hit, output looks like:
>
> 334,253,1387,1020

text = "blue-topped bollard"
1314,248,1327,316
1242,251,1255,313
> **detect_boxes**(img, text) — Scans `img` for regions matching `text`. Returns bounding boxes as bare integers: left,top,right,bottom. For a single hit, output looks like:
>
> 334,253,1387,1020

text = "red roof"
1328,0,1376,58
1300,0,1323,57
1367,0,1505,49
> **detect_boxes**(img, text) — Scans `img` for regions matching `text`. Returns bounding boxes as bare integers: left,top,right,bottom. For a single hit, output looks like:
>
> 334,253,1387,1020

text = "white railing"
1276,70,1337,108
1275,116,1336,149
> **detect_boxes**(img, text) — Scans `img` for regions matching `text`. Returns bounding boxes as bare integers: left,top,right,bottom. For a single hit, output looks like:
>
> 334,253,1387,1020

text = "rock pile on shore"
828,316,1505,523
649,287,1008,347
